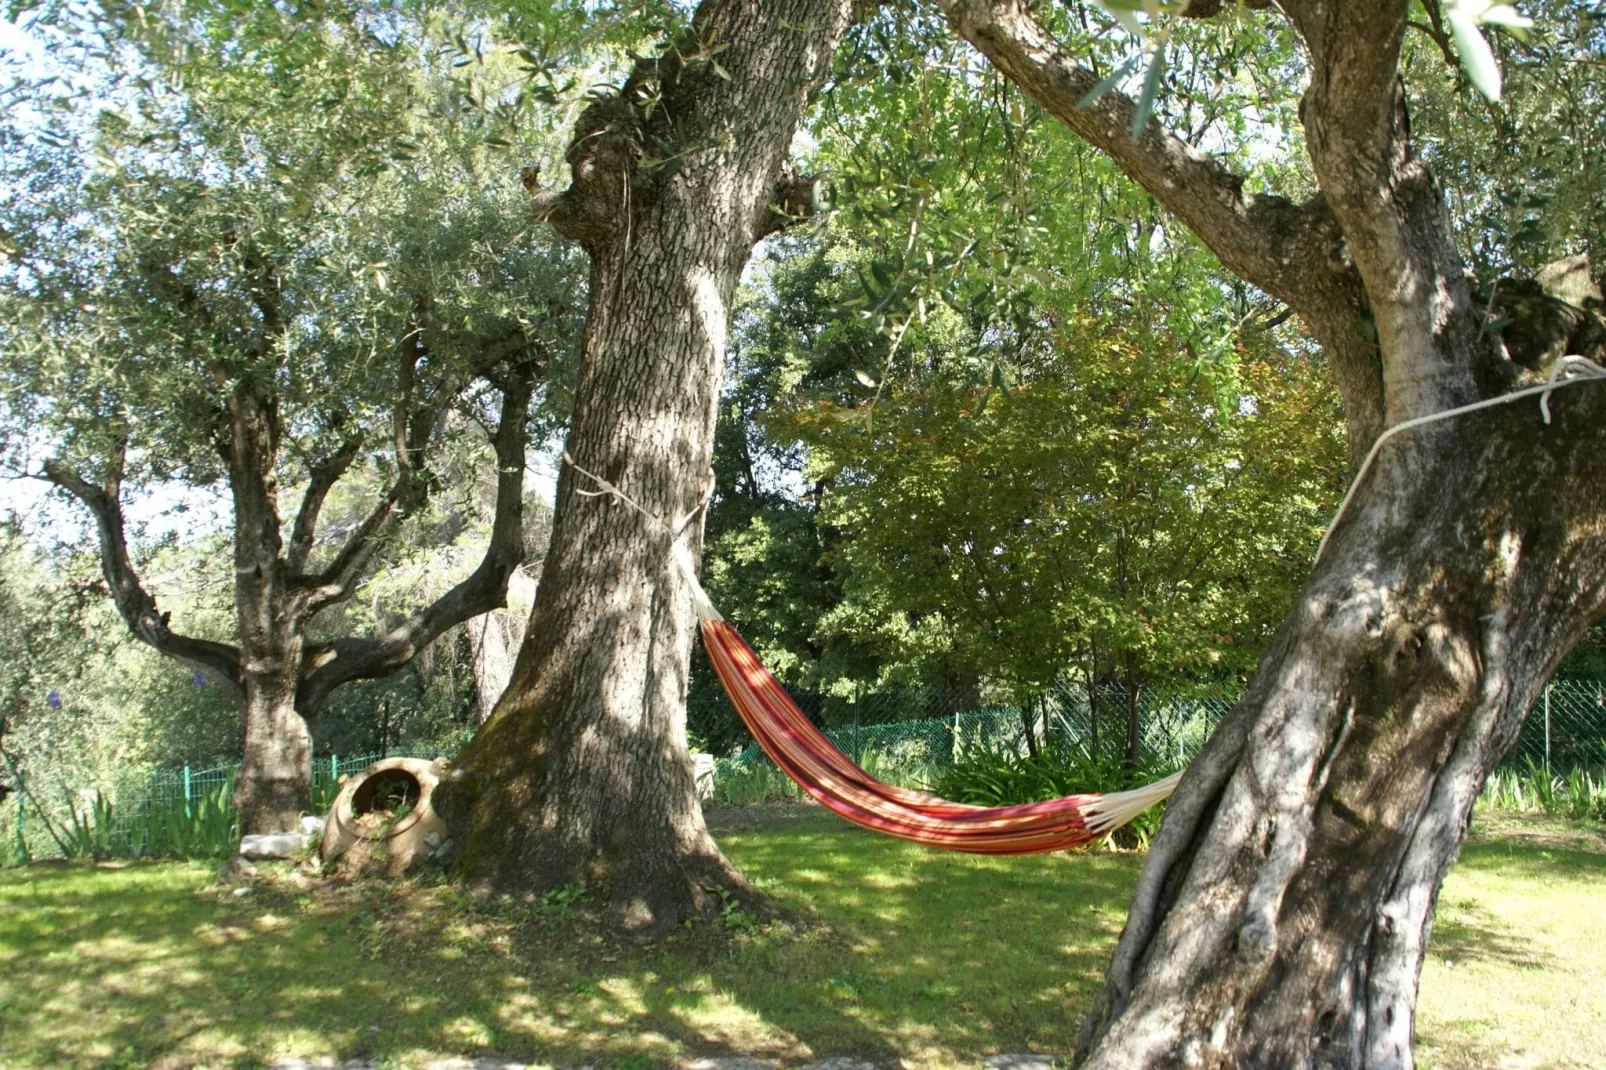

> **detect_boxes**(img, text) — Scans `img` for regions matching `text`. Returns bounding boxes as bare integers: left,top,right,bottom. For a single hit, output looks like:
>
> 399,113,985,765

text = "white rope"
562,452,724,621
1315,356,1606,564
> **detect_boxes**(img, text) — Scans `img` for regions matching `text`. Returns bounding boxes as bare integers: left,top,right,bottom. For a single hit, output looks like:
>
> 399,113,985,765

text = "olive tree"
0,2,584,834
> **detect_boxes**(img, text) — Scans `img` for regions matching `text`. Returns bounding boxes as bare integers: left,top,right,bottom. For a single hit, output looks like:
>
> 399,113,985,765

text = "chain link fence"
1508,680,1606,771
5,679,1603,862
721,682,1234,772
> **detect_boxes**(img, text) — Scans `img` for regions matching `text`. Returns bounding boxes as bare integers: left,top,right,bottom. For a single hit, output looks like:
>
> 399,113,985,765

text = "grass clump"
1481,759,1606,821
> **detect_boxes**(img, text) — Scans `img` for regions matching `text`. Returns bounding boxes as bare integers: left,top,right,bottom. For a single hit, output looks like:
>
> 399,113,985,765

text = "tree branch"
286,435,364,576
757,165,828,240
41,453,243,697
938,0,1387,468
296,356,539,713
941,0,1309,301
1280,0,1493,421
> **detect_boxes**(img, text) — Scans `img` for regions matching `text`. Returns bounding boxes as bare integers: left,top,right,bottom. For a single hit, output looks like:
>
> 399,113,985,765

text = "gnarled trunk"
1075,394,1606,1068
436,0,854,934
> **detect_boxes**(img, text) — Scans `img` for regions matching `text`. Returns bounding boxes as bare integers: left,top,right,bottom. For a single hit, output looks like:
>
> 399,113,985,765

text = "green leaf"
1077,58,1139,110
1130,46,1166,141
1446,5,1504,102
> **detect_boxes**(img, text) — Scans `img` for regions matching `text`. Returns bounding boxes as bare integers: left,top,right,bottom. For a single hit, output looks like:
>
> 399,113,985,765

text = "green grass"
0,807,1601,1069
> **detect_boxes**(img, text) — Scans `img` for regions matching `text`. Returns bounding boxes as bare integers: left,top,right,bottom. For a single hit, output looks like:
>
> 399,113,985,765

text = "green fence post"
183,765,192,817
1544,684,1552,773
331,754,339,782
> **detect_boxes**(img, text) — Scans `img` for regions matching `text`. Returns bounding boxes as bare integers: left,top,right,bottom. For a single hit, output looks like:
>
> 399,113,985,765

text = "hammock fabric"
561,452,1181,855
701,617,1181,854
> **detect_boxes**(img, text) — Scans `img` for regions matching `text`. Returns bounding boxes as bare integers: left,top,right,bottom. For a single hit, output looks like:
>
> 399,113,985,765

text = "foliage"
1481,759,1606,821
692,10,1341,751
0,0,589,779
1,812,1601,1067
1405,0,1606,277
782,320,1346,700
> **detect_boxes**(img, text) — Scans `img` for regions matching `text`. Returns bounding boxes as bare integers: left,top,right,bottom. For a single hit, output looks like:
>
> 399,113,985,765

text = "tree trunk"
236,664,312,835
436,0,854,934
465,610,514,724
227,381,317,835
1074,393,1606,1069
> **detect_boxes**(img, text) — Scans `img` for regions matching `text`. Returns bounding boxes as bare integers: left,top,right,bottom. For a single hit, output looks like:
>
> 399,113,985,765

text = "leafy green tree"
787,315,1346,757
0,2,584,833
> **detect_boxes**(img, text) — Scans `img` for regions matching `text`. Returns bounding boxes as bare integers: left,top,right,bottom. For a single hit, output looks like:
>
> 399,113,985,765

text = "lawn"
0,806,1601,1070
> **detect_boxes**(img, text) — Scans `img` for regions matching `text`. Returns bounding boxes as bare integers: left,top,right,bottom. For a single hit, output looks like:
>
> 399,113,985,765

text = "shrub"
926,741,1180,847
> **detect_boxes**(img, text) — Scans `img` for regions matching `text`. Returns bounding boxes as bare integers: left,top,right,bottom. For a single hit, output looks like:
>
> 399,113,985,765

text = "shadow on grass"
1426,898,1555,973
0,810,1143,1069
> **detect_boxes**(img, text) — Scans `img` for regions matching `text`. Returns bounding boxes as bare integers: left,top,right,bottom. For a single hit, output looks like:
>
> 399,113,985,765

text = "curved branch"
41,454,243,697
939,0,1386,467
296,358,538,713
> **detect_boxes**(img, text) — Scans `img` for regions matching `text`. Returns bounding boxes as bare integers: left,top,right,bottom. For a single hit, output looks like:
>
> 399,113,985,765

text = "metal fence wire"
5,680,1604,862
722,682,1236,772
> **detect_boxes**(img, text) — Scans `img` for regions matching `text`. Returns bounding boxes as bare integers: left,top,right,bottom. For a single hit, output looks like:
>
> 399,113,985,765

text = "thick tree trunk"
1074,392,1606,1069
437,0,854,934
227,382,317,835
236,665,312,835
933,2,1606,1063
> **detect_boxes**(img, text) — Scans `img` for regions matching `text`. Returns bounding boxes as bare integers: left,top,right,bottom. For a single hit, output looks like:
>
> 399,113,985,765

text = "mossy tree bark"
436,0,854,934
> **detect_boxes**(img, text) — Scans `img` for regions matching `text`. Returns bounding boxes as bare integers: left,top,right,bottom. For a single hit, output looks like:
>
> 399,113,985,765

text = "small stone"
807,1059,879,1070
231,885,253,897
218,855,258,884
679,1059,780,1070
983,1056,1065,1070
240,832,312,859
300,815,327,836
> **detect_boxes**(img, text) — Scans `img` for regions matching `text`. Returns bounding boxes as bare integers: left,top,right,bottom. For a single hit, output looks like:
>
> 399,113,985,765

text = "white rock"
984,1056,1065,1070
300,815,326,836
239,832,311,859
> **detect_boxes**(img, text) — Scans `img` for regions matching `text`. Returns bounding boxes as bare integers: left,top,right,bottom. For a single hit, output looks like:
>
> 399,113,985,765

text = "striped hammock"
565,453,1182,854
701,617,1181,854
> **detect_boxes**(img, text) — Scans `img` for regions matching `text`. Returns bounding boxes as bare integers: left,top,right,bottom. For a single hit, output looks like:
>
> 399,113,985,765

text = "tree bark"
436,0,854,934
936,0,1606,1065
465,610,515,724
1074,391,1606,1068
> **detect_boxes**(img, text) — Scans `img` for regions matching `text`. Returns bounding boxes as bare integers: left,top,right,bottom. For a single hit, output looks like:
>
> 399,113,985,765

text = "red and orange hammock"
568,455,1182,855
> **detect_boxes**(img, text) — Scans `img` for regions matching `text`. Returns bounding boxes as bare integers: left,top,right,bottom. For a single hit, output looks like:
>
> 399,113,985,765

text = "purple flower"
192,672,206,688
46,690,61,708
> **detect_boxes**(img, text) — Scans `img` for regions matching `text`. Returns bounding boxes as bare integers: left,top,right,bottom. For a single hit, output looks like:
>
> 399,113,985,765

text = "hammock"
702,615,1181,853
563,357,1606,853
567,455,1182,855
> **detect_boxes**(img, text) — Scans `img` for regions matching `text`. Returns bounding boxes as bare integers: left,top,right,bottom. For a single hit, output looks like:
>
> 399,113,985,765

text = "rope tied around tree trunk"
1315,355,1606,564
563,451,724,621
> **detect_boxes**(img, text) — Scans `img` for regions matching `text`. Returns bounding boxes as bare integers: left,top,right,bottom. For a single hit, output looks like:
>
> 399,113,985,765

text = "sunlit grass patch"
0,806,1601,1068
